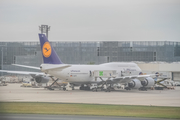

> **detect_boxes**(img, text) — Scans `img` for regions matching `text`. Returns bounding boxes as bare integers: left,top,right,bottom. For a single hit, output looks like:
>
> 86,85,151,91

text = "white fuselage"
41,62,141,84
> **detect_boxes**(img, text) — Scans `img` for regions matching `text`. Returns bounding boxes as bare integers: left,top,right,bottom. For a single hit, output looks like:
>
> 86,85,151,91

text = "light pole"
39,25,50,39
1,47,3,76
0,43,7,76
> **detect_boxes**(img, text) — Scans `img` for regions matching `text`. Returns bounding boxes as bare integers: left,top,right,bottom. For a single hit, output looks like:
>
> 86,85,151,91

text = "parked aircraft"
0,34,159,91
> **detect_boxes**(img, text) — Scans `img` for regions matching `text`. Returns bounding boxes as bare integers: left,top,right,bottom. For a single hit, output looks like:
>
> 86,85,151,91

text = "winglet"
38,34,63,64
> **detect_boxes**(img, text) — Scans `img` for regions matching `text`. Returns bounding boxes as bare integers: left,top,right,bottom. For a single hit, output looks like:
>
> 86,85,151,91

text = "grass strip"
0,102,180,119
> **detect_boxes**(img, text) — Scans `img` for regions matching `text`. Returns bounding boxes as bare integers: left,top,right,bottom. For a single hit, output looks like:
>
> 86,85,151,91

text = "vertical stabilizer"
38,34,63,64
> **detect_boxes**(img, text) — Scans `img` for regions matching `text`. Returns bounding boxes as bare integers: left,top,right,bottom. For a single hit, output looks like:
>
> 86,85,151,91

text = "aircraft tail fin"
38,34,63,64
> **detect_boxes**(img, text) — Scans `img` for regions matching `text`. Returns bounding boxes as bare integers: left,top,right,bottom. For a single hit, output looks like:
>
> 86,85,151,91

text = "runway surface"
0,84,180,106
0,114,175,120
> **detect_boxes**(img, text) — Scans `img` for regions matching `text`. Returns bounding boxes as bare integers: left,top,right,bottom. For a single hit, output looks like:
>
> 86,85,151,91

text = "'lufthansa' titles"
42,42,52,58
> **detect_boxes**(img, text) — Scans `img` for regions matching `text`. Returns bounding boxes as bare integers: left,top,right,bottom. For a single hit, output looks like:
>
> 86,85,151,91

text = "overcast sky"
0,0,180,41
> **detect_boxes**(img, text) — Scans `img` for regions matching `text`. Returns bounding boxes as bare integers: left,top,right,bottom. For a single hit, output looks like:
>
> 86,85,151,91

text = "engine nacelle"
128,79,142,89
34,75,50,83
141,77,155,87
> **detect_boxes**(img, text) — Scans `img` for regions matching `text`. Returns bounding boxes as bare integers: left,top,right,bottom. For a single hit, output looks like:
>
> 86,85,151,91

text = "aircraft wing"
0,70,44,76
112,74,156,84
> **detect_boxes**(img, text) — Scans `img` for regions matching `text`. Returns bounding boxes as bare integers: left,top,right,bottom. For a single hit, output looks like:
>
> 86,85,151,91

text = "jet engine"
128,79,142,89
141,77,155,87
34,75,50,83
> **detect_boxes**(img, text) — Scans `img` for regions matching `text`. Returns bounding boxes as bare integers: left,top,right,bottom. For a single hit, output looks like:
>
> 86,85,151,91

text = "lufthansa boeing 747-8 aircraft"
0,34,158,91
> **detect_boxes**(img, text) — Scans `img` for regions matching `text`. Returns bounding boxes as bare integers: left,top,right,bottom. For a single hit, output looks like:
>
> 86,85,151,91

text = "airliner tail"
38,34,63,64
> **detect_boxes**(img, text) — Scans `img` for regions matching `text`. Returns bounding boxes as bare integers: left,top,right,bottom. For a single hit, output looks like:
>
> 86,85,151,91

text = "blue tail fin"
38,34,63,64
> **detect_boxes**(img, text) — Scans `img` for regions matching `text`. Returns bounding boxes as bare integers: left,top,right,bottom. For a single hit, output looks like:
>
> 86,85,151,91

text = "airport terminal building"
0,41,180,80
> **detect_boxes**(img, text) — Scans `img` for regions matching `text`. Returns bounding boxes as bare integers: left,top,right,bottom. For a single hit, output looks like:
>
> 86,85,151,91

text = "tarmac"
0,84,180,107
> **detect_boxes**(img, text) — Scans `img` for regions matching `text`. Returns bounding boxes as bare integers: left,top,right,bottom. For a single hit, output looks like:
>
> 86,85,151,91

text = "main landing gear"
79,84,90,91
105,87,111,92
92,88,98,92
63,86,66,91
91,84,112,92
125,87,131,90
138,87,147,91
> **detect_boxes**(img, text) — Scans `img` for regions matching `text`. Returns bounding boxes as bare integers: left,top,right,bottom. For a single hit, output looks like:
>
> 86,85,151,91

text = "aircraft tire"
63,87,66,91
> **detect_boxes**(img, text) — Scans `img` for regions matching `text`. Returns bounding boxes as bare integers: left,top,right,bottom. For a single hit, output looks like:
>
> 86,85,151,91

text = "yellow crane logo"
42,42,52,58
